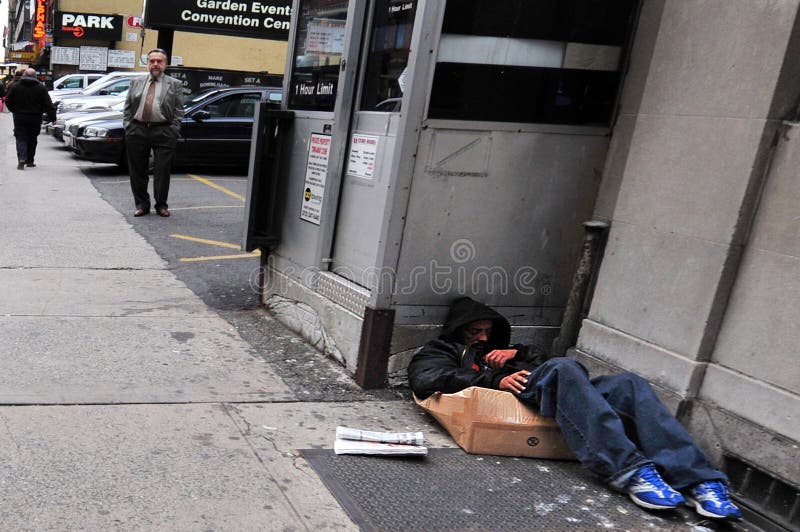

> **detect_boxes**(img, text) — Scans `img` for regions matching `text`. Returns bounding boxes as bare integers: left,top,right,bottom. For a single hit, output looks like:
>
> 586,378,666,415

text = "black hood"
440,297,511,349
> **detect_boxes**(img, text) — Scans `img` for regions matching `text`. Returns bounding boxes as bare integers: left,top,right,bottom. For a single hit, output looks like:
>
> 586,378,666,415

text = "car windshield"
85,78,123,95
82,77,107,92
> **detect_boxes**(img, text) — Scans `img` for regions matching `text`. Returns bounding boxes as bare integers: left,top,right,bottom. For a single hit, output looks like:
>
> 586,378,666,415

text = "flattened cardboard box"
415,387,575,460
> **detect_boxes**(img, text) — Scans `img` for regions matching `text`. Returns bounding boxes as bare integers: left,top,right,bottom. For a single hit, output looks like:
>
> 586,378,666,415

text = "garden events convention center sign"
145,0,292,40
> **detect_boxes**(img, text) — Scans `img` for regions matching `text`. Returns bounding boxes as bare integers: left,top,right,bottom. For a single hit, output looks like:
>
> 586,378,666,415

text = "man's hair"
24,68,36,77
147,48,168,57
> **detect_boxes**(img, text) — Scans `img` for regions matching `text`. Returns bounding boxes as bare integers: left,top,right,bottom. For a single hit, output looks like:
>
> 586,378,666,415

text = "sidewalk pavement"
0,112,454,531
1,113,760,532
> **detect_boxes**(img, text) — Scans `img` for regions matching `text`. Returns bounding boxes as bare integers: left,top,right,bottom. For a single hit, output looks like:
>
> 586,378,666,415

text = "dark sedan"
71,86,282,170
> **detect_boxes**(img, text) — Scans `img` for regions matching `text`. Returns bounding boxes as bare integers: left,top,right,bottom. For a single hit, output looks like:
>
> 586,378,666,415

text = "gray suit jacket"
124,74,185,135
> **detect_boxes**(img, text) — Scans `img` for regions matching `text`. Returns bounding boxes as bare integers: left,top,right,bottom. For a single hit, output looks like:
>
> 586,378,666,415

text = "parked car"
50,71,147,106
52,72,105,91
72,86,283,170
58,91,127,115
62,103,127,146
52,100,125,141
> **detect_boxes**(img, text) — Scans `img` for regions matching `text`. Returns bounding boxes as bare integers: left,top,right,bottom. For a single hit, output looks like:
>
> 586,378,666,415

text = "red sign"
127,16,142,28
32,0,47,39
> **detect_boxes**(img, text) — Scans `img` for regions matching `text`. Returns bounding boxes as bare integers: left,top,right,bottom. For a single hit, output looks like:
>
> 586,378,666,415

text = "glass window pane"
359,0,417,112
288,0,350,112
429,0,638,125
204,96,235,118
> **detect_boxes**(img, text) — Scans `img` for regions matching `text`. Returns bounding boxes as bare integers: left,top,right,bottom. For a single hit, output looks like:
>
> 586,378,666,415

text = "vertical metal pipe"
551,220,609,357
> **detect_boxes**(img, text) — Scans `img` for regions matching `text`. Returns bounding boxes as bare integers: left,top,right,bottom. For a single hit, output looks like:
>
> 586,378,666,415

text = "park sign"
145,0,292,41
54,12,124,41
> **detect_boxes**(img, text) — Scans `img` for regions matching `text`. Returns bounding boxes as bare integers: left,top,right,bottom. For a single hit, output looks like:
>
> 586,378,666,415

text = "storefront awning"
10,41,35,51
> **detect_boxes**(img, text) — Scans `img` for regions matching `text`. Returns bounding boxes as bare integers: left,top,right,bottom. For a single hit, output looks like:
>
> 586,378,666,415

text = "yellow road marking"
170,233,260,262
170,234,241,249
180,252,260,262
189,174,245,202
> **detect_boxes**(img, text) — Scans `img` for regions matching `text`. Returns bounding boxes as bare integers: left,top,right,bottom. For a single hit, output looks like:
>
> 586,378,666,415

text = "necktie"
142,79,157,122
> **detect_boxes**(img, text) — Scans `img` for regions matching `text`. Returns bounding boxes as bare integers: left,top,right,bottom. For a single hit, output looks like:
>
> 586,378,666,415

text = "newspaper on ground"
334,426,428,456
335,426,426,446
334,439,428,456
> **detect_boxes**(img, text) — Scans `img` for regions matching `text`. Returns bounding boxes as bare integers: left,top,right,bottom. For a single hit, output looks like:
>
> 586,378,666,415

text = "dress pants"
13,114,43,164
126,122,177,211
515,357,727,489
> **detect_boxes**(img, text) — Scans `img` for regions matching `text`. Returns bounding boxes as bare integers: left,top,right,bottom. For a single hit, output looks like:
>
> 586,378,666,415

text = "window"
203,94,263,118
288,0,350,111
105,79,131,94
229,94,262,117
359,0,417,111
428,0,638,125
61,77,83,89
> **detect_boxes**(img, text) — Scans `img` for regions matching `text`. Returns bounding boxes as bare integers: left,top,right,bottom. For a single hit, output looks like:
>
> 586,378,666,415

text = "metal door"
276,0,369,270
328,0,421,290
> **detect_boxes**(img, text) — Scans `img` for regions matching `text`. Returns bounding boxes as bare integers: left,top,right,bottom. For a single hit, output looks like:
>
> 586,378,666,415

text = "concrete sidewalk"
0,112,453,531
1,114,762,532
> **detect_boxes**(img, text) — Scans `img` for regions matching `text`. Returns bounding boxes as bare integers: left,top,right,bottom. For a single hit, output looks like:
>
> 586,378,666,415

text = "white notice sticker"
300,133,332,224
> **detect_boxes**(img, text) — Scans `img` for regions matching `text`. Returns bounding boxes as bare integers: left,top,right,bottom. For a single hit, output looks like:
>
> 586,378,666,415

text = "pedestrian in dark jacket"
5,68,57,170
408,296,742,521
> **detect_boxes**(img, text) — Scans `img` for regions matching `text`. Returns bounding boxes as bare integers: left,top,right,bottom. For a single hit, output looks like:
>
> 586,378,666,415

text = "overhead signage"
54,11,124,41
144,1,292,41
9,51,37,62
108,49,136,69
167,67,270,96
32,0,47,39
51,46,80,65
79,46,109,71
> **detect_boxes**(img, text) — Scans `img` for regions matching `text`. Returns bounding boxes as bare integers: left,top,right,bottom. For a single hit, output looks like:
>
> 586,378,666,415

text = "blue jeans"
516,357,727,489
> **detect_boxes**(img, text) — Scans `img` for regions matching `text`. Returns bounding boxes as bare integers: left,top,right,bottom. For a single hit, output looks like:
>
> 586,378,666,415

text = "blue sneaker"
626,464,686,509
685,480,743,520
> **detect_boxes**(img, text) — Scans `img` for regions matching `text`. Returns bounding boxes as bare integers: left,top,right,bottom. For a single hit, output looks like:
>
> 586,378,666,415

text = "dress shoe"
156,208,170,217
134,208,149,217
17,160,25,170
26,162,36,167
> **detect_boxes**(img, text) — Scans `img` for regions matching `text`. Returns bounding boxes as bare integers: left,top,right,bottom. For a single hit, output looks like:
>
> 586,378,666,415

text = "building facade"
575,1,799,524
253,2,798,526
5,0,36,66
6,0,288,79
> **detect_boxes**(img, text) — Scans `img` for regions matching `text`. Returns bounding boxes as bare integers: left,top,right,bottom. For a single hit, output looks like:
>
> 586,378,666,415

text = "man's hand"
499,370,530,393
484,349,517,369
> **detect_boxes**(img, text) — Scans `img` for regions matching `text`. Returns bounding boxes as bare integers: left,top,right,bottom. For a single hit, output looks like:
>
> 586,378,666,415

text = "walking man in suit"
123,48,185,218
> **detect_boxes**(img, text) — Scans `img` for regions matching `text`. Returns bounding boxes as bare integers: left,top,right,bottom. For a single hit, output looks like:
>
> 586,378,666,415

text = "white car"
58,91,127,115
50,71,146,106
52,100,125,141
52,72,104,91
62,103,126,148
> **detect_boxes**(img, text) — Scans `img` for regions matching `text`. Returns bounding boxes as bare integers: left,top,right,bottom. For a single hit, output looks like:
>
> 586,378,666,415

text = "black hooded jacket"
5,76,56,122
407,297,546,398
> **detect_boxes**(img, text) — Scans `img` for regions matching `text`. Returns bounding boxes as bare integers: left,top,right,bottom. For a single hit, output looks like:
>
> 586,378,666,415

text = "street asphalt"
0,111,763,531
